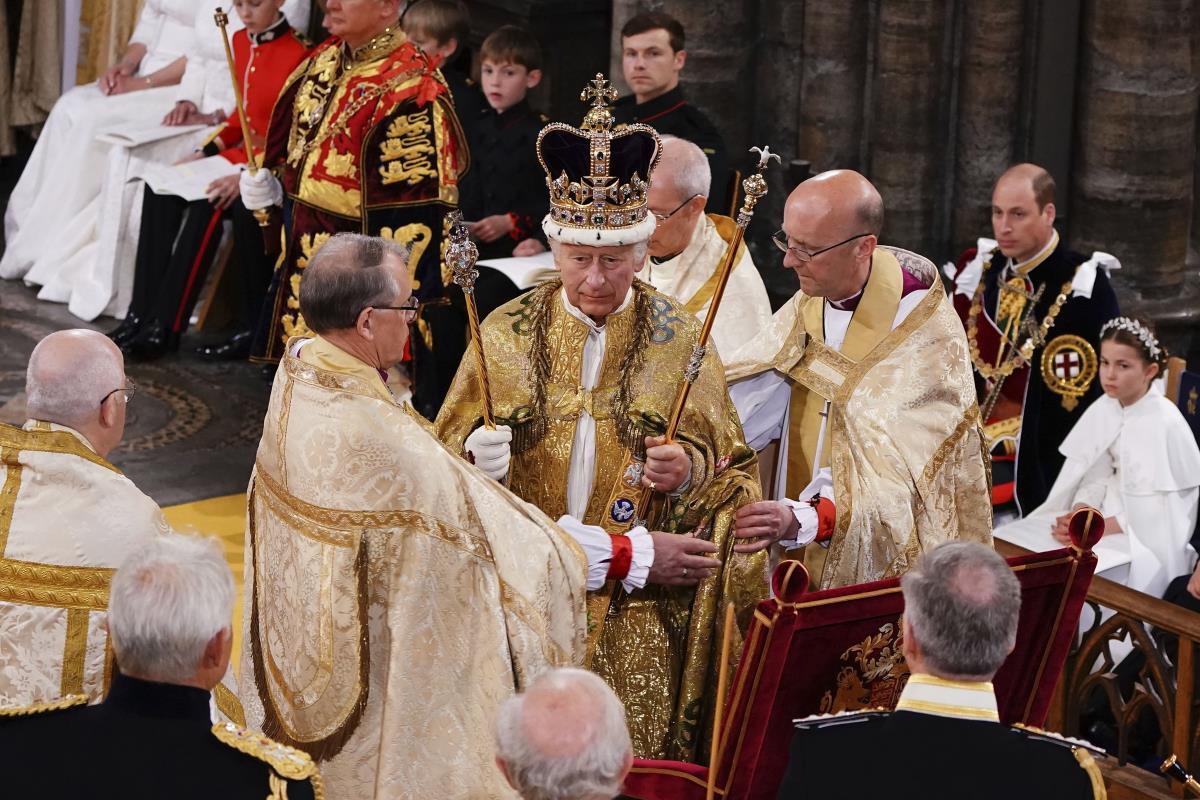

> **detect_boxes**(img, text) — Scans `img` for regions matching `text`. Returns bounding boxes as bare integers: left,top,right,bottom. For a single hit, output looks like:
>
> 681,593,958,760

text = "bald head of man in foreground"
779,169,885,302
495,668,633,800
25,329,129,457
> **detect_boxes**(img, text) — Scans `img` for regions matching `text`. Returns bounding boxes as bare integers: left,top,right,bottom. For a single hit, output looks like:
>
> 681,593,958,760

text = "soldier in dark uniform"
612,11,730,214
777,542,1105,800
948,163,1119,517
0,535,323,799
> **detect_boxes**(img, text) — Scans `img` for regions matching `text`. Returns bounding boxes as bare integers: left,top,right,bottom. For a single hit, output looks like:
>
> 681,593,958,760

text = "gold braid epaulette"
212,722,326,797
0,694,87,717
965,250,1074,380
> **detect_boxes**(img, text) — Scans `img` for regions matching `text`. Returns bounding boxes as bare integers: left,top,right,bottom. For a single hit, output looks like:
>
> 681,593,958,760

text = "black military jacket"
458,97,550,260
776,710,1102,800
976,240,1120,514
0,672,319,799
612,85,730,213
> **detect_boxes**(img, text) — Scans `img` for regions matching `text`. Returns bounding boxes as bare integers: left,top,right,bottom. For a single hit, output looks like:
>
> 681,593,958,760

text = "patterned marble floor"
0,279,270,506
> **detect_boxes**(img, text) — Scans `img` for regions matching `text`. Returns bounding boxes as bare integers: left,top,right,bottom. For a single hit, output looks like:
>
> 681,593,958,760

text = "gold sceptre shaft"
446,211,495,430
1162,755,1200,796
633,146,780,523
214,7,270,228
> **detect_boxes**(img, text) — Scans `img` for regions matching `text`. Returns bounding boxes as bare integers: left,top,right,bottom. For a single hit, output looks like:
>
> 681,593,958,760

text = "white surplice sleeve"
556,516,654,591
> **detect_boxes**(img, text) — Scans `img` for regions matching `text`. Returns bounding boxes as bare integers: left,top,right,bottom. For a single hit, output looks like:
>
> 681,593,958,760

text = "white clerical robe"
559,288,654,590
730,285,926,545
995,383,1200,598
0,420,169,709
644,213,772,356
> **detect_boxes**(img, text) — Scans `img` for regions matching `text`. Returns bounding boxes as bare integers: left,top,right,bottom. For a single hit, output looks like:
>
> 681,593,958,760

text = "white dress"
94,0,310,321
1,0,310,321
0,0,194,305
994,382,1200,598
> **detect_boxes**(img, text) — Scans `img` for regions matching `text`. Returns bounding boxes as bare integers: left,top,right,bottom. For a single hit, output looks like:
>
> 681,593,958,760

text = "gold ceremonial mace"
633,146,780,523
446,211,495,429
214,7,270,228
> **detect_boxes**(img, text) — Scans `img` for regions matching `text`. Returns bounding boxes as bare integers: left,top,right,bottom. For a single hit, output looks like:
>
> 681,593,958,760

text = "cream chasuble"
646,213,773,355
241,336,587,800
0,420,169,709
727,247,993,589
436,280,770,762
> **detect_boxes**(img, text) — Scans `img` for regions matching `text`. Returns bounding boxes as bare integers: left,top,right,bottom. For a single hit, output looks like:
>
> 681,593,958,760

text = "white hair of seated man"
495,667,633,800
25,329,125,449
657,135,712,202
107,535,235,686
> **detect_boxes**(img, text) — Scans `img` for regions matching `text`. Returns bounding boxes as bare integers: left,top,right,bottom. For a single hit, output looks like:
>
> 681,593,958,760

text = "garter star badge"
1040,334,1097,411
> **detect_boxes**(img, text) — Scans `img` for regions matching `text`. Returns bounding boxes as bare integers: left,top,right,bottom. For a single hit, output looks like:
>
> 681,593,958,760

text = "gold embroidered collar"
895,673,999,722
1008,229,1059,277
344,25,405,65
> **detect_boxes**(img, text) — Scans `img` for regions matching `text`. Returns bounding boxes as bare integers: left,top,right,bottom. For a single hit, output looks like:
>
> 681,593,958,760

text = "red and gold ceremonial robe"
255,26,466,361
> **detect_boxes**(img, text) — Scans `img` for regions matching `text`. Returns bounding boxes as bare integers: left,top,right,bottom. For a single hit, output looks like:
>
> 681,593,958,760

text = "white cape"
995,383,1200,597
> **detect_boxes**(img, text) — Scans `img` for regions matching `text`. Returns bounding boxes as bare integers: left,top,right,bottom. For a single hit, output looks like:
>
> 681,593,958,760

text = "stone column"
1069,0,1198,301
868,0,952,258
950,0,1026,253
796,0,871,173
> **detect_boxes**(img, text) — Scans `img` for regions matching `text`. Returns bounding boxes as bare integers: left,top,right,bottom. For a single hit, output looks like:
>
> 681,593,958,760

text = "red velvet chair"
623,512,1103,800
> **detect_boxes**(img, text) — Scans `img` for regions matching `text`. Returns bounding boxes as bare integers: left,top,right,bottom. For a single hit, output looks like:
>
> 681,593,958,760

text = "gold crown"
537,74,661,239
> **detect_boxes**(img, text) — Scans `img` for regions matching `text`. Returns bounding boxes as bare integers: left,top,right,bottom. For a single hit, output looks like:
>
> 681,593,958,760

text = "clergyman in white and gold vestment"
435,78,770,762
728,170,992,590
0,330,167,709
643,135,772,355
239,233,587,800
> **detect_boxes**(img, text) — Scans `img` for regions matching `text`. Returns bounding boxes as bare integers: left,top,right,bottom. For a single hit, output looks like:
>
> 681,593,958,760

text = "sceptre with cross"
633,145,780,525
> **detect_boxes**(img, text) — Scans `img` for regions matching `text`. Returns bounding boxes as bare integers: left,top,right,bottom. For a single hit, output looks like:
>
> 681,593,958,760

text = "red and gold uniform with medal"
255,26,466,361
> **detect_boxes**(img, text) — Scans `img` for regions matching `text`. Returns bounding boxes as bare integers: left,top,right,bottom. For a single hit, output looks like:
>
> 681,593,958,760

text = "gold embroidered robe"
435,280,770,761
240,336,587,799
727,247,993,589
0,421,169,708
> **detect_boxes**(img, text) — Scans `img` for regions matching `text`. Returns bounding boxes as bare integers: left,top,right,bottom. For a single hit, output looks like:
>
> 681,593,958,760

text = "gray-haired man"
776,542,1105,800
496,667,633,800
0,329,168,708
0,535,323,799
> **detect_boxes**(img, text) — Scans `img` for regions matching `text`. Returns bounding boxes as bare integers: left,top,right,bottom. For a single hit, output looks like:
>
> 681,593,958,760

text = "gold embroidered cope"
241,337,586,799
435,281,770,761
727,247,993,589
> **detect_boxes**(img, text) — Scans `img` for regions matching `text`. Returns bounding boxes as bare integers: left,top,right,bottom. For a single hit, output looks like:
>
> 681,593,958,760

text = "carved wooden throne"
622,513,1103,800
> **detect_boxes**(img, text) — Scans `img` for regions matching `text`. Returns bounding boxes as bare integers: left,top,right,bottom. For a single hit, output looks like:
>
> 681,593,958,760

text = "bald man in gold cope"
726,170,992,589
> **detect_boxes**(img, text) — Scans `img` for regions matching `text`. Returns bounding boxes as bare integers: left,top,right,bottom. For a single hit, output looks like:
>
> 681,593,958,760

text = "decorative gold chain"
966,254,1074,379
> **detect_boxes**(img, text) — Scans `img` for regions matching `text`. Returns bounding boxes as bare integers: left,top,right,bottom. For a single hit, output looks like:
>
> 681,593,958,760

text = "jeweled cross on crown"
581,73,618,107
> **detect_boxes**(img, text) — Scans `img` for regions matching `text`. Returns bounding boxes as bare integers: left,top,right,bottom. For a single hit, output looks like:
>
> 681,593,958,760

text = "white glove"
239,168,283,210
465,424,512,481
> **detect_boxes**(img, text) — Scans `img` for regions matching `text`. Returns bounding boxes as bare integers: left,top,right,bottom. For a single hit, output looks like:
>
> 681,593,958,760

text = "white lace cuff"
779,499,818,549
555,516,655,592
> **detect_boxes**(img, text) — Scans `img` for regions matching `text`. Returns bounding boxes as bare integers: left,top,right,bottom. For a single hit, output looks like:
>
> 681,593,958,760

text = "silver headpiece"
1100,316,1162,360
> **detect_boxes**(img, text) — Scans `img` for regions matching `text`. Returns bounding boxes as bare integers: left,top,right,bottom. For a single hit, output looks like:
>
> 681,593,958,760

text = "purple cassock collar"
827,266,928,312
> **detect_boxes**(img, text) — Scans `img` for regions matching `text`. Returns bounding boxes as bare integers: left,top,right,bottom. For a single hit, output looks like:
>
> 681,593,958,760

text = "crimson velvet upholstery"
622,512,1102,800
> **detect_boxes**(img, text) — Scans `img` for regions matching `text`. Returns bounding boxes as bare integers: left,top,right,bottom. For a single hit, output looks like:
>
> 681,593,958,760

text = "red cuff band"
606,534,634,581
812,497,836,543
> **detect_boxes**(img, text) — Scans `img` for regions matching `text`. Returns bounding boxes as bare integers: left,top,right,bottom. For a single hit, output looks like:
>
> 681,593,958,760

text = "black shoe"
194,330,253,361
127,322,179,361
107,312,143,348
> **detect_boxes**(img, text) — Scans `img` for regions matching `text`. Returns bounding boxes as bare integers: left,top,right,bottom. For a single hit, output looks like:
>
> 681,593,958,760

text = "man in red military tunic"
240,0,467,369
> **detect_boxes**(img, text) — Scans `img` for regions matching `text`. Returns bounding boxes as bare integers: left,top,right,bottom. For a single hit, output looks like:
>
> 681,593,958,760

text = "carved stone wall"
603,0,1200,358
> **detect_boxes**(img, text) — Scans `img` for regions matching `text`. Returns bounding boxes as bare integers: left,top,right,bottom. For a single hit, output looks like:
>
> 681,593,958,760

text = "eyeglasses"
652,194,701,223
101,377,137,406
771,230,872,263
370,298,421,322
